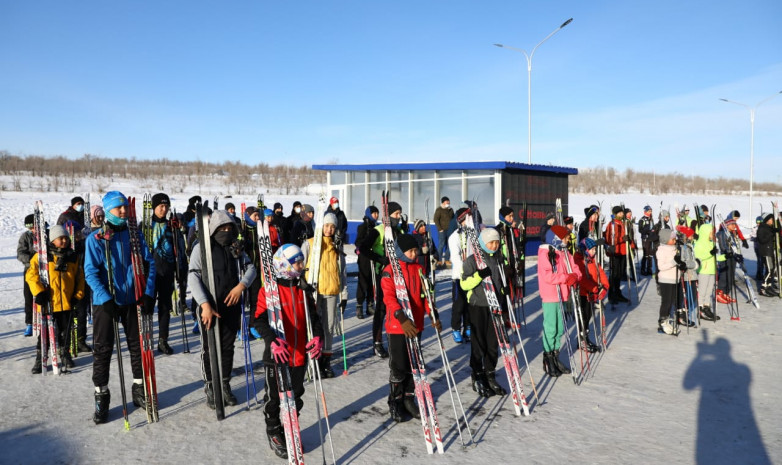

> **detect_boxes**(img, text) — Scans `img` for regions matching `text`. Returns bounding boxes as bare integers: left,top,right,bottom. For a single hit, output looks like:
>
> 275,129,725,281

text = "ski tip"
124,420,131,431
730,317,740,321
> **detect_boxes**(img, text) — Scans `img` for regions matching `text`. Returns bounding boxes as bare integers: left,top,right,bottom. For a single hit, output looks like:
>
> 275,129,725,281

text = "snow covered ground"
1,189,780,465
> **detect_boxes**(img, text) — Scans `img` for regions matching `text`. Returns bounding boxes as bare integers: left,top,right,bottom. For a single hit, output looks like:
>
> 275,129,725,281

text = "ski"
127,197,159,423
773,201,781,298
170,208,190,353
717,213,759,311
34,200,60,376
381,191,444,454
257,211,305,464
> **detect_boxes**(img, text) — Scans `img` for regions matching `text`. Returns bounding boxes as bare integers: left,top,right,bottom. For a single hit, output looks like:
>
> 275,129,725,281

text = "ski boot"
77,337,92,353
677,310,696,328
543,352,562,377
93,388,111,424
31,350,42,374
266,425,288,459
388,382,405,422
403,394,420,420
319,355,335,379
485,371,507,395
452,330,463,343
204,382,215,410
373,342,388,359
356,302,364,320
581,332,601,353
551,350,572,374
132,382,146,409
24,324,33,337
471,372,495,397
222,379,238,406
157,339,174,355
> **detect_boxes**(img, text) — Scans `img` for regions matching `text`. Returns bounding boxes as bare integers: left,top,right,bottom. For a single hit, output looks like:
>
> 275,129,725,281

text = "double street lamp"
495,18,573,164
719,91,782,225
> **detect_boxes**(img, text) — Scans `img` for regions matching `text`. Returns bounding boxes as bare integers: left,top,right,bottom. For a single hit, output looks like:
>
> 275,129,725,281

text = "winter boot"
388,382,405,422
266,425,288,459
204,382,215,410
698,306,714,322
93,388,111,424
543,352,562,377
77,337,92,353
132,382,146,409
222,379,238,406
403,394,421,420
356,302,364,320
658,319,680,336
452,330,463,343
485,371,507,396
374,342,388,359
61,348,75,369
366,301,375,316
24,324,33,337
157,339,174,355
31,350,42,374
581,332,600,353
192,320,200,334
319,355,335,379
339,301,347,315
471,371,495,397
704,306,720,321
552,350,571,375
677,310,695,327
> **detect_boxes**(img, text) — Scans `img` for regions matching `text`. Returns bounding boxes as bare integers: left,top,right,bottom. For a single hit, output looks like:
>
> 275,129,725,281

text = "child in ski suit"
27,224,86,373
574,237,607,353
693,223,719,322
537,225,581,377
655,229,683,335
254,244,323,460
381,234,439,422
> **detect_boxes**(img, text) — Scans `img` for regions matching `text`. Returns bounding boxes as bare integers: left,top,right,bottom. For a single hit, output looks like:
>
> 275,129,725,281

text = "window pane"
389,170,408,181
369,182,385,212
465,176,495,221
369,171,385,183
412,170,434,180
388,181,409,218
349,171,365,184
465,170,492,178
411,180,435,223
331,171,346,185
438,178,462,209
348,184,365,220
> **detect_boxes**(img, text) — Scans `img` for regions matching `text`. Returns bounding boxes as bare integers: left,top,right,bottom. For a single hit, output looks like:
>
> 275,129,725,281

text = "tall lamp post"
494,18,573,164
719,90,782,226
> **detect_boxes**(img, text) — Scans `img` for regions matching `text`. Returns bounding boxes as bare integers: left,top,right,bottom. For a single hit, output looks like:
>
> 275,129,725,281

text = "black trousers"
23,275,33,325
451,280,470,332
387,333,416,397
372,271,386,344
75,286,90,341
467,305,498,374
263,364,307,429
717,259,736,293
658,283,677,321
199,306,241,382
154,273,174,341
609,255,627,298
356,255,375,307
92,304,143,387
577,295,594,334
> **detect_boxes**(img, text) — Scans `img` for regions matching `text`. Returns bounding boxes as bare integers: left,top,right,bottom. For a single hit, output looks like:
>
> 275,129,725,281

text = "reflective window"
331,171,346,185
348,184,365,220
411,180,435,223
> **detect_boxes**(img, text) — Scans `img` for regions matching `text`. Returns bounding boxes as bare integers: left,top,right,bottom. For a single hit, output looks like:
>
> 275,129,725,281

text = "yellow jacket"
304,236,342,296
26,250,86,312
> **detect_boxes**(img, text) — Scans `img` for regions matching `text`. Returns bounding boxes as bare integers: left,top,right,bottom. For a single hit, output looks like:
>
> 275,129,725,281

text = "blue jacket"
84,225,156,306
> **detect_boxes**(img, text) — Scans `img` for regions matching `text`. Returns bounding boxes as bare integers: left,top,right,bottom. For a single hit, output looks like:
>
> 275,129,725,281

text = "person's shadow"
683,331,771,465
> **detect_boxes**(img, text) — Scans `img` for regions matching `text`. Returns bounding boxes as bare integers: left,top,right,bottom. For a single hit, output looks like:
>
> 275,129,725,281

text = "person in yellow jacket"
301,213,346,378
693,223,720,322
26,225,86,373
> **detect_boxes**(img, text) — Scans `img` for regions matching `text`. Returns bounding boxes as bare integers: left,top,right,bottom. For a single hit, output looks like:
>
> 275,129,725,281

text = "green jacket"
693,224,716,275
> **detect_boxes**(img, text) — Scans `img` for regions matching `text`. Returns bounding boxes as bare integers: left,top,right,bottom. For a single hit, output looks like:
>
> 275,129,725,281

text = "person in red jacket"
254,244,324,460
574,237,608,353
381,234,441,423
604,205,630,304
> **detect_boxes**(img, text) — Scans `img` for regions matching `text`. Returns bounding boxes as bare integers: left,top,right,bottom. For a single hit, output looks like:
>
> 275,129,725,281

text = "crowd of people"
15,190,782,459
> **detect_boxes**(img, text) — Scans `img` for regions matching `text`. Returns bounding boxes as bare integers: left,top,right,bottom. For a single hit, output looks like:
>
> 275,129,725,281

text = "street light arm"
530,18,573,59
756,90,782,108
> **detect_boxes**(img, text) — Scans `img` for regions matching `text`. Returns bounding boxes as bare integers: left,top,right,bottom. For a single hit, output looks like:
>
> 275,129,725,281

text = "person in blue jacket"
84,191,156,424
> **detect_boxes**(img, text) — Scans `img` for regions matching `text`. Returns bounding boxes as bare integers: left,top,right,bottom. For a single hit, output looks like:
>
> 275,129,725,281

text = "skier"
656,229,684,335
460,228,510,396
263,208,283,252
254,244,323,459
56,196,86,229
433,197,454,266
17,214,36,337
604,206,630,303
751,215,765,282
358,200,408,358
638,206,655,275
540,212,556,245
381,234,439,421
148,193,187,355
495,206,523,301
290,204,315,247
675,226,698,327
281,201,302,244
693,222,719,321
240,206,264,335
354,205,379,319
448,208,472,343
188,210,257,410
84,191,156,424
537,225,580,376
27,224,86,373
301,212,346,379
715,218,740,305
412,219,437,277
757,214,780,297
326,196,349,246
574,237,607,352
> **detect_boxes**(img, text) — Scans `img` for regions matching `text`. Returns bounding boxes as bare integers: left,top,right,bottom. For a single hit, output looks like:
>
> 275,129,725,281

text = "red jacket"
575,252,609,301
255,278,321,367
604,219,627,256
381,260,430,335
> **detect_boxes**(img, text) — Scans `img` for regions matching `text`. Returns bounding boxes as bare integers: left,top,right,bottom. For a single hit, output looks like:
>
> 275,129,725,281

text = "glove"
431,319,442,332
565,273,579,286
710,247,717,256
101,300,118,319
139,294,155,315
741,239,748,249
677,261,687,271
597,289,607,301
401,319,418,338
622,235,631,243
34,289,50,305
306,336,323,360
421,245,429,254
270,338,290,364
170,217,180,229
477,267,492,279
298,279,315,293
595,238,606,246
735,255,744,264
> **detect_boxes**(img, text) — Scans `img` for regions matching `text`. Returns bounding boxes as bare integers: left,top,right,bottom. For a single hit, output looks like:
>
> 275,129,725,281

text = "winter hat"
441,196,450,203
188,195,202,206
71,196,85,206
387,202,402,215
49,225,68,242
551,225,569,240
151,193,170,209
700,205,709,213
397,234,418,253
225,202,236,211
323,213,337,226
292,201,302,209
724,218,737,227
91,205,104,219
763,213,774,223
611,206,623,215
455,207,470,222
623,208,632,215
273,202,283,211
245,206,259,217
209,210,237,236
643,205,652,213
499,206,514,218
329,196,339,206
584,205,599,217
413,219,426,232
365,206,379,218
755,216,763,224
564,216,574,225
301,204,315,214
659,229,673,244
728,210,741,220
102,191,128,212
480,228,500,244
263,208,274,218
273,244,305,279
244,207,259,226
579,237,596,251
24,214,34,228
676,225,695,238
545,212,556,222
661,210,670,218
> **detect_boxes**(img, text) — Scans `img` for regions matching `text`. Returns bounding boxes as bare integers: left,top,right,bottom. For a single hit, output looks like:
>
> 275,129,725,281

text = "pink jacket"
537,244,581,303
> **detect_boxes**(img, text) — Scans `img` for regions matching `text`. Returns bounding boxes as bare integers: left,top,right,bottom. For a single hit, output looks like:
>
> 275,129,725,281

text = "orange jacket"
381,260,430,335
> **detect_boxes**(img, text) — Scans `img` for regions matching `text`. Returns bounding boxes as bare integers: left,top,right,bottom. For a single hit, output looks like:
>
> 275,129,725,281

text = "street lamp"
495,18,573,165
719,90,782,226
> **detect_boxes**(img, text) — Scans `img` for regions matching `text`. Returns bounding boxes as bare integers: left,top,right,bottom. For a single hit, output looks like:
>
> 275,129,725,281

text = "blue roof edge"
312,161,577,175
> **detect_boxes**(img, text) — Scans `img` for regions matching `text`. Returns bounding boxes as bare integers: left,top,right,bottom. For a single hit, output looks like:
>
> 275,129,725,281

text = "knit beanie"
397,234,418,253
49,225,68,242
151,193,170,209
24,214,35,228
71,196,85,206
387,202,402,215
103,191,128,212
480,228,500,243
499,206,513,218
323,213,337,225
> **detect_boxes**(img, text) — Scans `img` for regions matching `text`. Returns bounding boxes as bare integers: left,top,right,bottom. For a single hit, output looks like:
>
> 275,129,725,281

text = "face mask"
444,203,450,209
214,230,235,247
332,203,339,210
105,211,127,227
294,207,301,214
390,217,400,228
74,204,84,213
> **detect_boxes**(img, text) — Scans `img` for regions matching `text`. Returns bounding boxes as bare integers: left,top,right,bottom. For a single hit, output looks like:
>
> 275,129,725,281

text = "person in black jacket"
281,201,302,244
290,204,315,247
757,214,780,297
17,214,36,337
57,196,86,229
326,197,349,246
354,206,379,319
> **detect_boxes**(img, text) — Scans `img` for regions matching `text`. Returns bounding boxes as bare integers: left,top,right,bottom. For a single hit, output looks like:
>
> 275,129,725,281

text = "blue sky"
2,1,781,182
